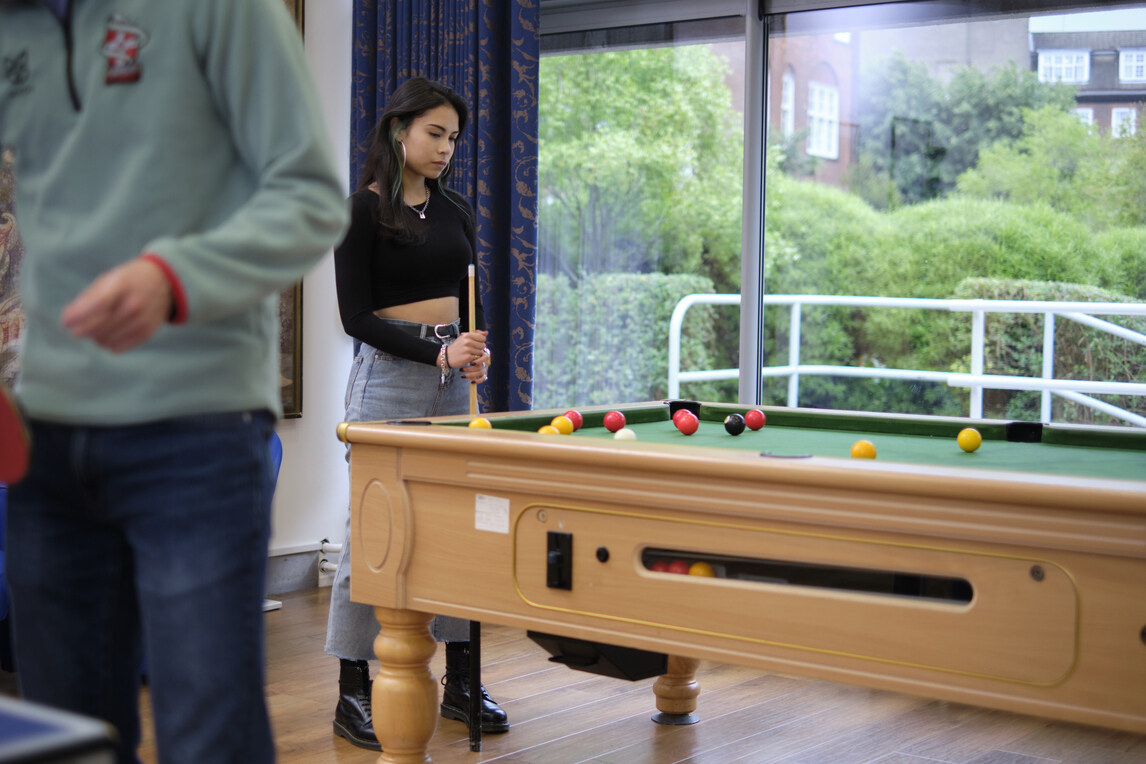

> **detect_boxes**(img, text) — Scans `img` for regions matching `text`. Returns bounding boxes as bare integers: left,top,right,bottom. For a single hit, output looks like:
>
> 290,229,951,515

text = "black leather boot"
440,641,510,733
333,659,381,751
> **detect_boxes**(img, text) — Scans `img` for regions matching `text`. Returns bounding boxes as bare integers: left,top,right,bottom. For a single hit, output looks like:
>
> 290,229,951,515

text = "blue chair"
269,430,283,482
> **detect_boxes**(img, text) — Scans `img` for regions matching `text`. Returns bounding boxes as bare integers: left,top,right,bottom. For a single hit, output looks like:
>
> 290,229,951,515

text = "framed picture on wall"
284,0,304,36
0,150,24,390
279,0,305,417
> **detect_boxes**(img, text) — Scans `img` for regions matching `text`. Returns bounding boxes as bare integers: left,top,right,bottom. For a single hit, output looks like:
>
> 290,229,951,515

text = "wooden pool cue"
467,264,479,418
466,263,482,751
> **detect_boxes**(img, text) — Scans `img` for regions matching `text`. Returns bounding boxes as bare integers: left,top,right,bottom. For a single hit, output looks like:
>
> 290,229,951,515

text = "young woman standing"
327,77,507,751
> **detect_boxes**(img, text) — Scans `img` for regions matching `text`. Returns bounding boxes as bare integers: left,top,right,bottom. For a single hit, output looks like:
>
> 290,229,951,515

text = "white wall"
269,1,354,556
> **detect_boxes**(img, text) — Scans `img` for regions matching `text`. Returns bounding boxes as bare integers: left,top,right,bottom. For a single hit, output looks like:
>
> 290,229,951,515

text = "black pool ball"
724,413,746,436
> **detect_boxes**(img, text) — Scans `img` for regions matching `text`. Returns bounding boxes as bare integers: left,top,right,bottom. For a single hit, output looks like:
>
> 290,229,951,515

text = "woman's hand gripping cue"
447,330,489,385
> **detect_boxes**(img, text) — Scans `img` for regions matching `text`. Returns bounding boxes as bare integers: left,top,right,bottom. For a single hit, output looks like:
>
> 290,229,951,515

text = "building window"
1121,49,1146,82
766,71,772,126
1038,50,1090,84
806,80,839,159
781,70,795,137
1073,107,1094,126
1112,106,1137,137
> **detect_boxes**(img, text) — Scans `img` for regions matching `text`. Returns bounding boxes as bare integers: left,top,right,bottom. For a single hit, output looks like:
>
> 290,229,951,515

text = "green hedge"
758,177,1145,422
532,177,1145,423
950,279,1146,425
533,272,731,408
1093,226,1146,300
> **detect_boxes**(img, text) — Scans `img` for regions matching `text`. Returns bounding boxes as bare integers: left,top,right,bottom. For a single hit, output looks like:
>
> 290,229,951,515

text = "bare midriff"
374,296,459,327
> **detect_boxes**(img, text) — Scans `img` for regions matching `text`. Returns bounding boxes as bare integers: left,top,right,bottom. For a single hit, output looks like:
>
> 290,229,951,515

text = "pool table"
338,401,1146,763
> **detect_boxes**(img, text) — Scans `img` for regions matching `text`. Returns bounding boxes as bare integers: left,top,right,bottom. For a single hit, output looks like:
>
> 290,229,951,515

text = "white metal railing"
668,294,1146,427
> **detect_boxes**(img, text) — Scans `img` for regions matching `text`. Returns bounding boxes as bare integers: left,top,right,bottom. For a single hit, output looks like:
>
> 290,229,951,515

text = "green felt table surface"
460,402,1146,483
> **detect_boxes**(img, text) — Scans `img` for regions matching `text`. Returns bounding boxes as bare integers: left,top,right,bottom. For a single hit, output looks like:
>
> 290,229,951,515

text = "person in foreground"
327,76,507,751
0,1,348,762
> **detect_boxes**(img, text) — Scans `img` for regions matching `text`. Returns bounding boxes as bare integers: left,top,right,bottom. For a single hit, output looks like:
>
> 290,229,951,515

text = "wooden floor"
6,586,1146,763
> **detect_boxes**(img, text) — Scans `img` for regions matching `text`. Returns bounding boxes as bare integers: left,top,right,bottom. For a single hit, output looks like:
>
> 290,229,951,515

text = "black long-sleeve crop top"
334,187,485,365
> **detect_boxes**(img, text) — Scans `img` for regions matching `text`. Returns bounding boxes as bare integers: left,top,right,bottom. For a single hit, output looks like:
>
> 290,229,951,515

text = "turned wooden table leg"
372,606,438,763
651,655,701,725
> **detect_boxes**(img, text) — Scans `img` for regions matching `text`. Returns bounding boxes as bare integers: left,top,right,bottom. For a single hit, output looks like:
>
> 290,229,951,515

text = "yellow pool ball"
550,415,575,435
537,424,560,435
957,427,982,453
468,417,492,429
850,439,877,459
688,561,716,577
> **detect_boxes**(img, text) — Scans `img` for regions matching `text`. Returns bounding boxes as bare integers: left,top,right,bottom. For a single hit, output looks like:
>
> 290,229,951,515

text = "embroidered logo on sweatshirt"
3,50,31,95
102,14,148,85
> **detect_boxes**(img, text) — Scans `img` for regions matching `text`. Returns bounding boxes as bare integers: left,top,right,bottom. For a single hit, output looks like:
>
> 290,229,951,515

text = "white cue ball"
613,427,637,440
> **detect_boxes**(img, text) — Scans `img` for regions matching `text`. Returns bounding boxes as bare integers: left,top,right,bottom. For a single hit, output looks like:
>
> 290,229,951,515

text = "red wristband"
139,253,188,324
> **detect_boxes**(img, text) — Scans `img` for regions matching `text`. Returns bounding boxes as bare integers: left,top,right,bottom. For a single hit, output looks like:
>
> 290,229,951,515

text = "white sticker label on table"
475,494,510,534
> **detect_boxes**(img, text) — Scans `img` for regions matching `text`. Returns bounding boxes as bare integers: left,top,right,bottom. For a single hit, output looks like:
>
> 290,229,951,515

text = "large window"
536,18,745,408
537,1,1145,428
763,2,1146,426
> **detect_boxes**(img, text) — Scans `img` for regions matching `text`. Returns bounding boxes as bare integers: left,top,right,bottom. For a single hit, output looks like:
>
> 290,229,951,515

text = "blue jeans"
325,339,470,661
6,411,277,764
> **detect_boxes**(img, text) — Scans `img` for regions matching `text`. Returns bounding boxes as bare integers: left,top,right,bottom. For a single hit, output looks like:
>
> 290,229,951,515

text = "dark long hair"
358,77,468,243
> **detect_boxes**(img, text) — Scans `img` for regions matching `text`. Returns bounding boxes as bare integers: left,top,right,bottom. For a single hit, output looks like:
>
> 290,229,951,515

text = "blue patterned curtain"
351,1,539,412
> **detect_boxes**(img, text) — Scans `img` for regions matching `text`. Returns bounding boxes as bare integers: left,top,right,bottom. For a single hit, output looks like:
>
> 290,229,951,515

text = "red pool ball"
649,560,670,572
744,409,766,430
563,410,583,430
667,560,691,575
675,412,699,436
672,409,692,427
603,410,626,433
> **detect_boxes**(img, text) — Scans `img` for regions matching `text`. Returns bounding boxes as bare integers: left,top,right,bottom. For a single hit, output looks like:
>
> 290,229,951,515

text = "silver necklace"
409,188,430,219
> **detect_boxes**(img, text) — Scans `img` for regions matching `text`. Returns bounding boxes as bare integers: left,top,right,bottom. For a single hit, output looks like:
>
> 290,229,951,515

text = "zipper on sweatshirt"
53,0,82,111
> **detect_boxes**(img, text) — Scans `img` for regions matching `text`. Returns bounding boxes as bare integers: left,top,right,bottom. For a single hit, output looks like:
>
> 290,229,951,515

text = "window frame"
781,69,796,137
805,79,839,159
1111,106,1138,137
1120,49,1146,83
539,0,1146,407
1038,49,1091,84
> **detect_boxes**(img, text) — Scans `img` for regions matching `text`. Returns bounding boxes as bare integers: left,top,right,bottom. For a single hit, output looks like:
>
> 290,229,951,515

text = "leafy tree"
851,55,1077,208
958,104,1146,231
1109,122,1146,228
538,47,743,291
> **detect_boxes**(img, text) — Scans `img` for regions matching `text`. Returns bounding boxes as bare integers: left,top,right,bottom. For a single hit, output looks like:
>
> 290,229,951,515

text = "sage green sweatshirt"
0,0,348,423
